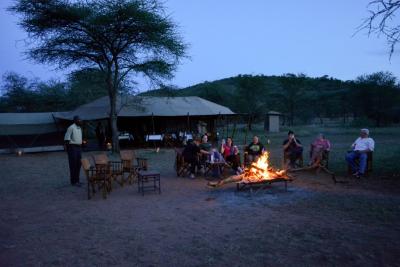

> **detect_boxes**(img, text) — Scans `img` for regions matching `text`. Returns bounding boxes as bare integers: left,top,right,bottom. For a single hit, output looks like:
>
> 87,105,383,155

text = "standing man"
64,116,83,186
346,128,375,178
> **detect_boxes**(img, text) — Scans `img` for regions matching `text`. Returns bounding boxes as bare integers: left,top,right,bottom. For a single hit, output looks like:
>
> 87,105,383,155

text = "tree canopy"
359,0,400,58
9,0,186,151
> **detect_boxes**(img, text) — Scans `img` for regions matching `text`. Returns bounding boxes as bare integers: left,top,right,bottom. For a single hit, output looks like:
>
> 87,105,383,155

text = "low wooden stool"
137,171,161,196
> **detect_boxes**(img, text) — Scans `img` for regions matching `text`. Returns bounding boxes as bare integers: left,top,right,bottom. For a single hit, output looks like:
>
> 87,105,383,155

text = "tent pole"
151,113,155,134
231,116,237,139
226,116,229,139
187,112,190,133
244,114,250,146
151,113,156,150
51,114,61,133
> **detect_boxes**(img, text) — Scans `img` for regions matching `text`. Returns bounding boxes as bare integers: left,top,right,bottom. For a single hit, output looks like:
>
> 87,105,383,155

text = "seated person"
221,137,242,174
182,137,208,179
283,130,303,169
309,133,331,165
245,135,265,164
345,128,375,178
199,134,212,163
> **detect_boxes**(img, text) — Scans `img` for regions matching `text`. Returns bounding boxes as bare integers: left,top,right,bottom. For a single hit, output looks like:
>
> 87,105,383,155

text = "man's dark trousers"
67,145,82,184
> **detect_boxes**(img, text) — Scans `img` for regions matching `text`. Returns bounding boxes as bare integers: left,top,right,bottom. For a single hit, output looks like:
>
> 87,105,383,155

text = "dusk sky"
0,0,399,91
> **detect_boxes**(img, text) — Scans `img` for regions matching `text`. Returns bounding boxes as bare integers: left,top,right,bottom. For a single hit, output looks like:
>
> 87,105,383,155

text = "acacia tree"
10,0,186,152
359,0,400,58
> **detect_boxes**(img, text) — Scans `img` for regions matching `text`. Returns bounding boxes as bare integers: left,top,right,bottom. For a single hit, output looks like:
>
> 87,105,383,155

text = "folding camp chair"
81,158,111,199
120,150,148,184
93,154,124,188
283,152,303,169
174,148,191,177
347,151,373,176
309,149,330,168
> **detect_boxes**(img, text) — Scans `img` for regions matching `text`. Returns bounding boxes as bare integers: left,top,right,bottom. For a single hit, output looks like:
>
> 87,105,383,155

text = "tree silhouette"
9,0,186,151
358,0,400,58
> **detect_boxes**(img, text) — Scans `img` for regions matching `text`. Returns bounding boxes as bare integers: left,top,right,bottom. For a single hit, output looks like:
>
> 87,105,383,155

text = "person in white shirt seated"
345,128,375,178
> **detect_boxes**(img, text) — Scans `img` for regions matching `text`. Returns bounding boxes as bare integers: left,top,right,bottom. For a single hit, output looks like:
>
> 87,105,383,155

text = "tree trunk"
109,93,120,153
106,67,120,153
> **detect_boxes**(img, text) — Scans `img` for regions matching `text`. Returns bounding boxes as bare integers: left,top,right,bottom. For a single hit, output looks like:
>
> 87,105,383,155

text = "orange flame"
243,152,286,183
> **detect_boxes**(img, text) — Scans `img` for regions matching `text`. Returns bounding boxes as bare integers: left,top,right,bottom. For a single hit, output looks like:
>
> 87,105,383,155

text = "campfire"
240,151,289,183
207,151,292,190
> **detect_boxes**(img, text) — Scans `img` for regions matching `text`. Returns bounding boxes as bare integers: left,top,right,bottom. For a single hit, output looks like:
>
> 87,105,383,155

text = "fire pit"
208,151,294,193
236,177,292,194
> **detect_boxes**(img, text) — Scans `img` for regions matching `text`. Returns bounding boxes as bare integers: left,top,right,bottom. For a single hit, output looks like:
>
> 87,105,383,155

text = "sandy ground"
1,149,400,267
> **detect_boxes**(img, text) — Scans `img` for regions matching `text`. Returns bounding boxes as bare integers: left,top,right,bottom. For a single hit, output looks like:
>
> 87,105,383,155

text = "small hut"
264,111,282,133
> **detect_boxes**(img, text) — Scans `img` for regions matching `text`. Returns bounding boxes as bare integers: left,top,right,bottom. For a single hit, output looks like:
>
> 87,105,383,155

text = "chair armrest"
136,158,148,170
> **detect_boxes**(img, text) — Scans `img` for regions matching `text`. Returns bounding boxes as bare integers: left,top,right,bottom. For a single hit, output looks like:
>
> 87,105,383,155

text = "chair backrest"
94,154,109,165
81,158,91,171
367,151,373,172
120,150,135,161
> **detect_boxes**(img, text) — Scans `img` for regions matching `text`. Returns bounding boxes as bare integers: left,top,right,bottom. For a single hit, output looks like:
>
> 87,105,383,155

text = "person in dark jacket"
245,135,265,164
182,137,208,179
283,130,303,169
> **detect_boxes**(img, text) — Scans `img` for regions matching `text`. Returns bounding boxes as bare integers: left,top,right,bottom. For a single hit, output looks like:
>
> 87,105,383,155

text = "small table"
205,161,228,178
137,171,161,196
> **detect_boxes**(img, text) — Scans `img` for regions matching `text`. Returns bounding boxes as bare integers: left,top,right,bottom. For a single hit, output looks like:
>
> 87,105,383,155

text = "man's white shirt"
64,123,82,145
352,137,375,151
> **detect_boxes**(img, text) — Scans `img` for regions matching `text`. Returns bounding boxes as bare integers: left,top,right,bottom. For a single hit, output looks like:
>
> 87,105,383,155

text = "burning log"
289,158,337,183
208,151,294,188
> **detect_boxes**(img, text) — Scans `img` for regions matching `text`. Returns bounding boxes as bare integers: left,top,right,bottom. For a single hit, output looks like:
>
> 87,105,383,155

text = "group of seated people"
281,128,375,178
181,134,244,179
181,128,375,179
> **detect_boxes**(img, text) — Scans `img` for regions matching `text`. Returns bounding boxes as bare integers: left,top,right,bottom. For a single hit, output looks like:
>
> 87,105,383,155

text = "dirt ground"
1,149,400,267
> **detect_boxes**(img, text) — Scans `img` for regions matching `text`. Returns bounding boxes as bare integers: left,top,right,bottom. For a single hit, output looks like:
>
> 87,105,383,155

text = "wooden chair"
283,152,303,170
347,151,373,175
174,148,191,177
81,158,111,199
120,150,148,184
309,149,330,168
243,152,260,168
93,154,124,188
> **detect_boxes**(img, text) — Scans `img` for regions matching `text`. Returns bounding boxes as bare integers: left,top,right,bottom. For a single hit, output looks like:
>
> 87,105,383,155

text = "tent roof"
0,112,56,125
54,96,235,120
0,113,58,135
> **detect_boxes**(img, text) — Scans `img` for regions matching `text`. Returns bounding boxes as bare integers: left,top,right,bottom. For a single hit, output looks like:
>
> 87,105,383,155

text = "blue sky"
0,0,399,90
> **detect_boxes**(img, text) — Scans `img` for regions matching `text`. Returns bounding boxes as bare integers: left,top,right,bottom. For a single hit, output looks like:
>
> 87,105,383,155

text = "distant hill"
141,74,343,117
140,73,400,126
140,74,282,113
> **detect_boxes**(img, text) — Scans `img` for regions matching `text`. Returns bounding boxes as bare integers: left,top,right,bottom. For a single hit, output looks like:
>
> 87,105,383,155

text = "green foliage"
9,0,187,152
143,72,400,126
353,71,400,126
66,68,109,108
1,72,44,112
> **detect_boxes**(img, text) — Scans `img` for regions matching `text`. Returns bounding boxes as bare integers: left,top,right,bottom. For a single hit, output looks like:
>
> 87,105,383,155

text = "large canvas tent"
0,112,63,153
0,96,235,152
55,96,235,146
55,96,234,120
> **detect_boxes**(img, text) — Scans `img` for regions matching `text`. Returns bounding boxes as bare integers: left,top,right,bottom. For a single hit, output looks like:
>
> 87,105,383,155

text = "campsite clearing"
1,149,400,266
